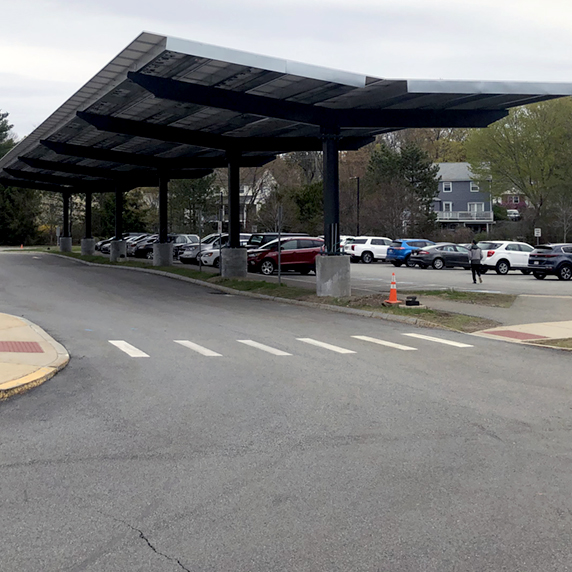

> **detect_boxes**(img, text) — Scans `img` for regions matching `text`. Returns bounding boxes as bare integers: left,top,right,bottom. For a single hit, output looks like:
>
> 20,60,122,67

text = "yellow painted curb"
0,359,68,400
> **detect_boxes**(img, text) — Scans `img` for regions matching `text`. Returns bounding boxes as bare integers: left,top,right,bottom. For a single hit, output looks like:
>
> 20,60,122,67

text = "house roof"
2,32,572,193
437,162,473,181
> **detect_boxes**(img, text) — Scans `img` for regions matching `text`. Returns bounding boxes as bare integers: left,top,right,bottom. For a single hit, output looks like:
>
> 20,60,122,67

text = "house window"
468,202,484,212
512,196,520,204
470,182,480,192
443,202,453,212
442,182,452,192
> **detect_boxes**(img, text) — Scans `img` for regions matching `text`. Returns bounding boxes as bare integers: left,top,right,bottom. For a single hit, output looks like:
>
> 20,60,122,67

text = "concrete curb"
0,316,70,400
48,253,439,329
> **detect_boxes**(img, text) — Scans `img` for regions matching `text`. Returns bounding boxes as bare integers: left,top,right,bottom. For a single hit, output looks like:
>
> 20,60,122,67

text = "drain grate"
0,341,44,353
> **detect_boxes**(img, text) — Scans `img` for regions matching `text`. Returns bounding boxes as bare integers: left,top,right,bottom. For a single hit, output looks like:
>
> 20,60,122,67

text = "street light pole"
350,176,360,236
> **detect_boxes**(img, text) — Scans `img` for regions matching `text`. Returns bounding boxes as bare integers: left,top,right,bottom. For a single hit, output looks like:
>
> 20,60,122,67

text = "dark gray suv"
528,244,572,280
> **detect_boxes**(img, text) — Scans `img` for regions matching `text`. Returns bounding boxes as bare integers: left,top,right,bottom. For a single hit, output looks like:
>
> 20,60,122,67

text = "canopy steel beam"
0,177,73,193
4,168,104,188
128,72,508,129
77,111,374,152
39,140,273,168
18,157,212,182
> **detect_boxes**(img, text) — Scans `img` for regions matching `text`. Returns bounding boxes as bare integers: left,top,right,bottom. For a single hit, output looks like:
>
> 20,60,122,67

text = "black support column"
81,190,95,255
84,191,92,239
158,173,169,243
227,149,241,248
62,192,70,237
114,186,123,240
322,127,340,255
60,192,72,252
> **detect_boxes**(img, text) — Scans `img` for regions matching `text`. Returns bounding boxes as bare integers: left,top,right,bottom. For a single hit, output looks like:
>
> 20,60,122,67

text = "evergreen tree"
363,142,439,237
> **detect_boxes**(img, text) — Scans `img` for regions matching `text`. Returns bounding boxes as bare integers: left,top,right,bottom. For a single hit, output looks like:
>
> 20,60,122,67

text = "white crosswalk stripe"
296,338,356,354
402,333,473,348
109,340,149,357
352,335,417,351
174,340,222,357
237,340,292,356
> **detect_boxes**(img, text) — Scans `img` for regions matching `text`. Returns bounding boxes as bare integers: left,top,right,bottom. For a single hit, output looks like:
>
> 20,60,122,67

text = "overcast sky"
2,0,572,138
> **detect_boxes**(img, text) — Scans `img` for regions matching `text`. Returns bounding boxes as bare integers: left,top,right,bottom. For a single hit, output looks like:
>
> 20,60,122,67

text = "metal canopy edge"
2,31,572,194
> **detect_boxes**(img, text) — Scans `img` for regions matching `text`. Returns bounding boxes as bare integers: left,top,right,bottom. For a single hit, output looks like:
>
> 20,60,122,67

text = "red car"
247,237,324,275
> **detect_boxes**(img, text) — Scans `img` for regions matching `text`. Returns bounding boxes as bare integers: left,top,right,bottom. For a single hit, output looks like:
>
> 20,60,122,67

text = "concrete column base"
316,255,351,297
81,238,95,256
153,243,173,266
109,240,127,262
59,237,73,253
221,248,247,278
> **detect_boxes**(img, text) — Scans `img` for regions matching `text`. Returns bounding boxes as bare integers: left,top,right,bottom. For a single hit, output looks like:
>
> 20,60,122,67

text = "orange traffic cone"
385,272,402,305
20,244,23,249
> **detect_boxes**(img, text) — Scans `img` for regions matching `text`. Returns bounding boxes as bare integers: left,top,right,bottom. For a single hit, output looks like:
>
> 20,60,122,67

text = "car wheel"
299,267,311,275
180,258,191,265
521,269,531,275
432,257,445,270
533,271,546,280
146,250,153,260
557,264,572,281
392,261,402,267
350,256,359,263
361,251,374,264
260,259,276,275
213,258,220,269
480,268,488,274
496,260,510,275
405,255,416,268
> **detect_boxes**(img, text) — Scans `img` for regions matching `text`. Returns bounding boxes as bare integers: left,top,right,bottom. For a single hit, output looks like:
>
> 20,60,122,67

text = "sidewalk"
0,313,69,399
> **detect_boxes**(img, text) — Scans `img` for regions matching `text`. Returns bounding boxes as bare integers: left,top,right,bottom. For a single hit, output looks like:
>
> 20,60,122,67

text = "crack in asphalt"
97,511,191,572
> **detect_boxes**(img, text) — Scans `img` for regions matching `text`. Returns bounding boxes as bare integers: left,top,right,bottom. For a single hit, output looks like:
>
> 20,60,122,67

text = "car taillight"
351,245,355,250
418,250,429,255
393,247,404,250
487,250,495,257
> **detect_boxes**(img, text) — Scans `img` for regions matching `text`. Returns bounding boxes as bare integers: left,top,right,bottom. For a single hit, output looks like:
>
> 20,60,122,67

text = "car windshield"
201,235,220,244
352,239,367,244
478,242,500,250
390,241,402,247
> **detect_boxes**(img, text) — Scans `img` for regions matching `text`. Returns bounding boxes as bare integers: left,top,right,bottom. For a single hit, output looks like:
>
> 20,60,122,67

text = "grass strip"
404,289,516,308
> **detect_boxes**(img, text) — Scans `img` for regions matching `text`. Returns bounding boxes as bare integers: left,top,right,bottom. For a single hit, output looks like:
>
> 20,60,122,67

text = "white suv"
346,236,393,264
477,240,534,275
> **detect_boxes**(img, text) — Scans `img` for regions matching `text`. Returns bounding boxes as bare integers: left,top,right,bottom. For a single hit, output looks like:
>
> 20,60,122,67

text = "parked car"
245,232,308,250
528,243,572,280
132,234,159,258
386,239,436,267
345,236,392,263
125,234,152,256
132,234,198,259
247,237,324,275
506,209,521,221
410,242,471,269
478,240,534,275
180,233,251,265
339,236,355,254
179,234,227,264
171,234,200,259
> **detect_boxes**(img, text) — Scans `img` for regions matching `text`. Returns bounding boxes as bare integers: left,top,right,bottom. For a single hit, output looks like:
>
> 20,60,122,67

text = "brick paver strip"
0,341,44,353
482,330,548,341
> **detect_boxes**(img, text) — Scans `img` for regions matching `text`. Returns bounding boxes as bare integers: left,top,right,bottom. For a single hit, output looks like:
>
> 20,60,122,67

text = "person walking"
469,239,483,284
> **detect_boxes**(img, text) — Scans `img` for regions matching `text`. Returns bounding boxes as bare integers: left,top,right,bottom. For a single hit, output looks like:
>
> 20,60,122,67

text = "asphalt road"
2,252,572,571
